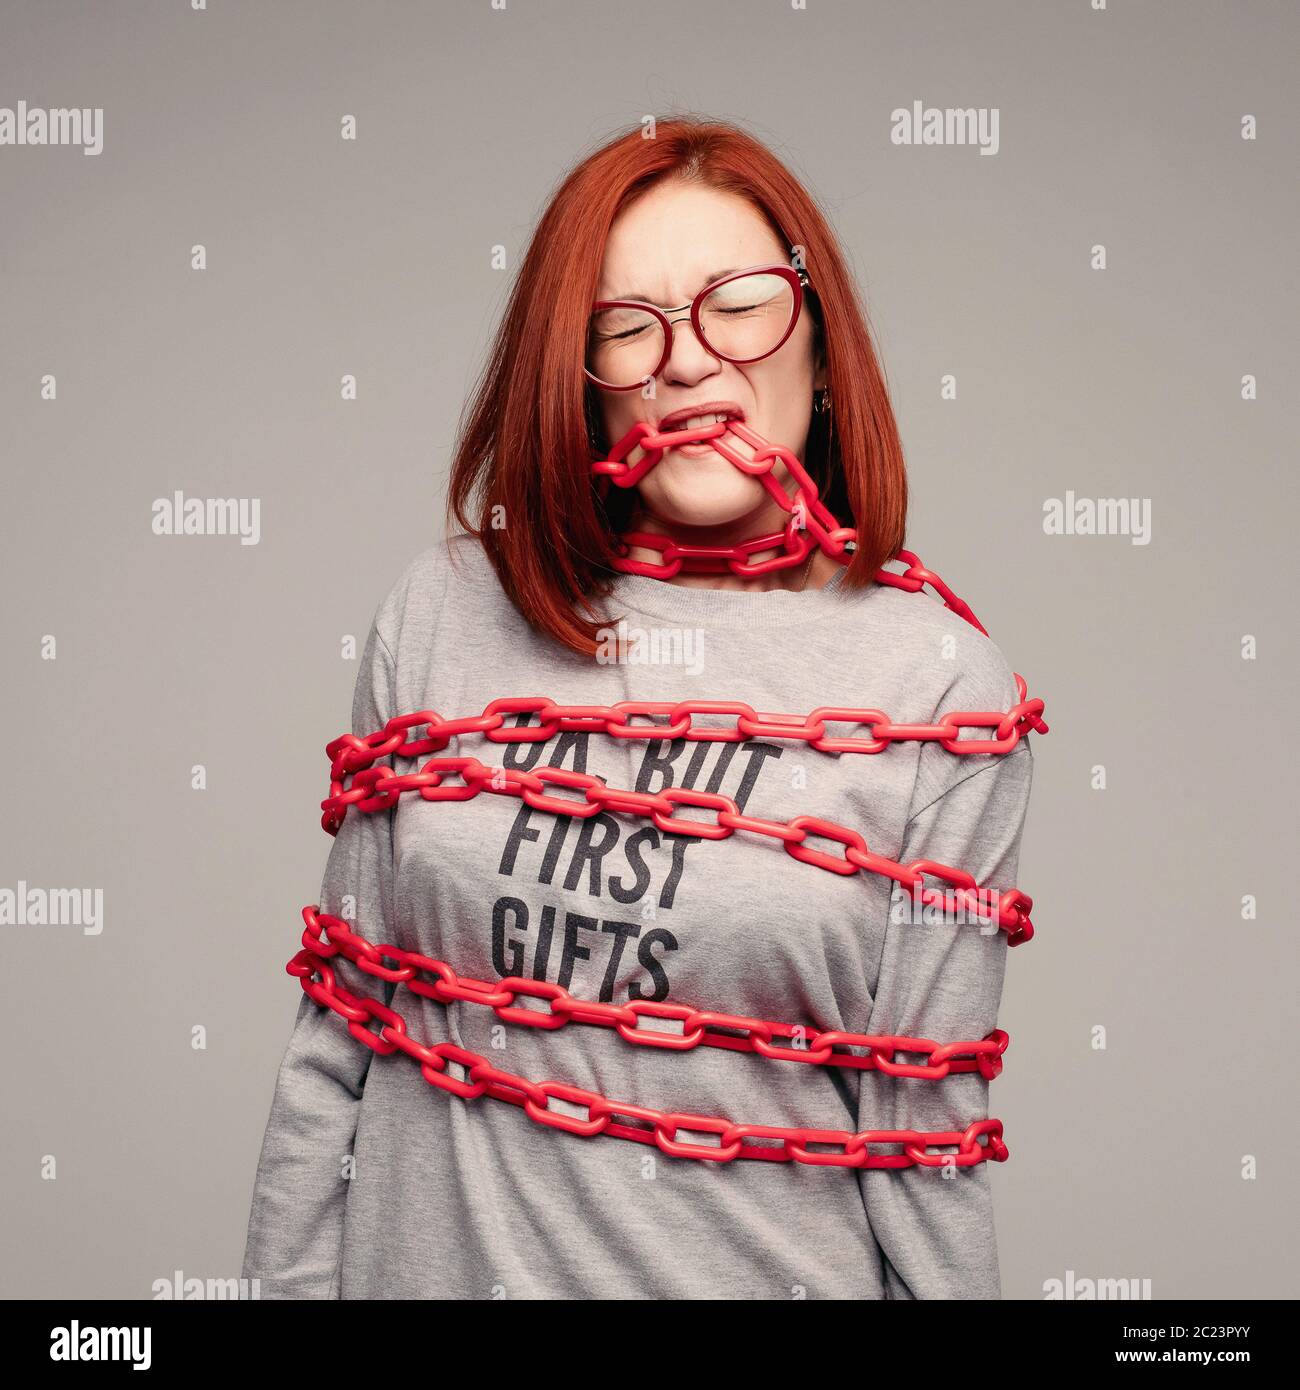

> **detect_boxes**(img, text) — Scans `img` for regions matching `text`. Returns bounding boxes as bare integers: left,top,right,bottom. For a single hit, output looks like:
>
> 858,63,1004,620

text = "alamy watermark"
50,1322,149,1369
1,880,102,935
889,879,1002,933
596,619,705,675
1,101,103,155
152,1268,261,1299
1043,491,1151,545
152,491,261,545
891,101,999,156
1043,1268,1153,1300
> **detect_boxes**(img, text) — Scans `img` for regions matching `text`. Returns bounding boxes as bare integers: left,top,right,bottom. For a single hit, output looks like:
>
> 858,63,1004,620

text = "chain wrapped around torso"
286,416,1050,1171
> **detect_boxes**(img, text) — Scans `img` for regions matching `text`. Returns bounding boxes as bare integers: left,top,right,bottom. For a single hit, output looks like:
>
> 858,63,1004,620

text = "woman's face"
592,178,824,536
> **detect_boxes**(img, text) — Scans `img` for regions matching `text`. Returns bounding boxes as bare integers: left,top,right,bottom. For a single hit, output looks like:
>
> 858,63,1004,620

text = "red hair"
447,115,909,658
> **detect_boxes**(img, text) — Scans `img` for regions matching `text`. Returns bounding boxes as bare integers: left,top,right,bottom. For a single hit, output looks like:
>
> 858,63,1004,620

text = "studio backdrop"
1,0,1295,1300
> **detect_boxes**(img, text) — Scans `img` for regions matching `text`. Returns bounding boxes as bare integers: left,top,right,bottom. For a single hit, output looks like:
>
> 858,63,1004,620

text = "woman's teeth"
676,413,732,431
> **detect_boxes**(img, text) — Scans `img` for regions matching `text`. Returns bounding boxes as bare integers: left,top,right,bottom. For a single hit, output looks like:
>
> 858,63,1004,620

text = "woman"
242,117,1040,1300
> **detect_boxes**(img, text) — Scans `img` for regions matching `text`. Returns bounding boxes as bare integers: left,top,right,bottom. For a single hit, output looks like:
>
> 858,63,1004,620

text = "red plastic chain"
325,679,1046,777
285,913,1008,1170
319,748,1035,945
292,905,1011,1081
282,417,1047,1168
593,417,854,578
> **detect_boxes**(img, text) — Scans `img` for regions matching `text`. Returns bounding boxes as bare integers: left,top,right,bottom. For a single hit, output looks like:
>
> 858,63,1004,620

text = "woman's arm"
240,618,399,1299
855,654,1036,1299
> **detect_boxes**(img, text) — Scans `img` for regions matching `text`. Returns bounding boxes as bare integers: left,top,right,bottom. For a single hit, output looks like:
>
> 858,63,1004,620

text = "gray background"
1,0,1295,1299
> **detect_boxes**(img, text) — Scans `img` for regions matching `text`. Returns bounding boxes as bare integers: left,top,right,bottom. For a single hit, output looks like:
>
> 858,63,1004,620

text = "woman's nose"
662,312,719,382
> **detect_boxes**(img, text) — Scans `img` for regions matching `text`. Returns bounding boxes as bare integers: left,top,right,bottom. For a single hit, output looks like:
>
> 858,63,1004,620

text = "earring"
814,386,832,415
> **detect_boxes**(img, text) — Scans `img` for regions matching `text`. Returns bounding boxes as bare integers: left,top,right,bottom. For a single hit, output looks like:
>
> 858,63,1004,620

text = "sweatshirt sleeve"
854,651,1035,1300
241,615,400,1299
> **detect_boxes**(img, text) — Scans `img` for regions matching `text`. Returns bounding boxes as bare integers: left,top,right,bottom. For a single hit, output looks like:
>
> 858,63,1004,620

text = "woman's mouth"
655,407,745,456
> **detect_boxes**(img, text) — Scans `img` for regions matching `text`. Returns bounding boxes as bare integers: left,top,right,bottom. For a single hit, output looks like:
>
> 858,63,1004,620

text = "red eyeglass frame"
584,263,810,391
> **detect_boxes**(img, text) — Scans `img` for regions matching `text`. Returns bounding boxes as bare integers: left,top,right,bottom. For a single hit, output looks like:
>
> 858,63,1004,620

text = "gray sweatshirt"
241,532,1035,1299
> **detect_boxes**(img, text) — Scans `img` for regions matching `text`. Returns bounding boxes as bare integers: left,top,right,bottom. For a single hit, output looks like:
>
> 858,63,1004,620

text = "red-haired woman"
242,117,1039,1300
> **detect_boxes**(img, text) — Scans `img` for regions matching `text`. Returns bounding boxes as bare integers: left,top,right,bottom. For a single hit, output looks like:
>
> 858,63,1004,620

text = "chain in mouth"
655,404,744,435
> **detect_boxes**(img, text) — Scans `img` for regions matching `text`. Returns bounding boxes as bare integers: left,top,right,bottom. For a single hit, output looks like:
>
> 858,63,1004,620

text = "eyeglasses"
584,263,811,391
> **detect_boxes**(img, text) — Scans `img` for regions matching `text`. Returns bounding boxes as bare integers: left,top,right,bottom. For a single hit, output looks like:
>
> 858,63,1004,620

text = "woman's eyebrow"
606,266,746,305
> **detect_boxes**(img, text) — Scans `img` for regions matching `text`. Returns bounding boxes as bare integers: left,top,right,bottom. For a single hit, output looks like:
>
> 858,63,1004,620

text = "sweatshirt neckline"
600,563,858,629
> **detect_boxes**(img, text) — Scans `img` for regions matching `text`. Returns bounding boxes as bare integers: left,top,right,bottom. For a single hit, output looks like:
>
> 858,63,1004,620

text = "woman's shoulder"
862,573,1039,816
395,530,494,594
371,532,496,647
859,574,1027,717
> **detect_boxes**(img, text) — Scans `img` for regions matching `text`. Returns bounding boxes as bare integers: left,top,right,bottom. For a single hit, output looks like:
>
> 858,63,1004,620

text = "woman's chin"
643,479,767,531
650,503,766,534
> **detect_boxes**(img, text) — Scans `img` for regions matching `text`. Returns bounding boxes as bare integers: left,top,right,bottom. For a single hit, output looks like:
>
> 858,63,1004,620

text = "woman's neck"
620,502,845,593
